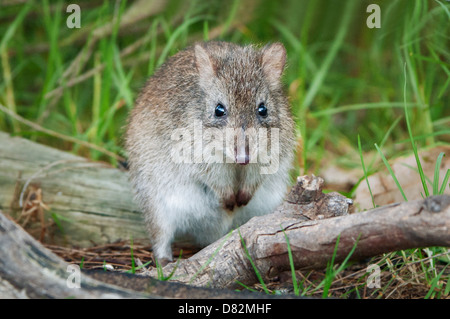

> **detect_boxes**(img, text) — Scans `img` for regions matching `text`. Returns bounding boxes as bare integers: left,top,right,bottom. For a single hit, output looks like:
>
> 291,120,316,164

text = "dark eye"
215,103,226,117
258,102,268,117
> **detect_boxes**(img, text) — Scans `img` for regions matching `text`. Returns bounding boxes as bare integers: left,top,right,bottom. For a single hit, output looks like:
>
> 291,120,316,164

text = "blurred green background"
0,0,449,194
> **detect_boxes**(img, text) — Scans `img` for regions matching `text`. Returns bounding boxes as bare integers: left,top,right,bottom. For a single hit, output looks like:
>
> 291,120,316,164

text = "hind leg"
144,213,175,267
152,236,173,267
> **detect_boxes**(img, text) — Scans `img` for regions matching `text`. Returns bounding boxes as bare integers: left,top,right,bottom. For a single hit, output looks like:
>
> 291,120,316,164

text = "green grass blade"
154,254,184,281
397,130,450,144
156,15,213,68
203,20,210,41
321,234,340,298
129,236,135,274
125,260,152,274
434,0,450,19
162,252,184,281
433,152,445,195
239,229,270,294
282,227,300,296
375,143,408,202
235,280,258,292
0,1,33,132
439,169,450,195
322,234,361,298
311,102,417,117
112,45,134,108
0,1,33,51
270,19,316,73
300,0,356,112
147,17,161,76
445,271,450,296
220,0,240,38
425,265,448,299
402,62,430,197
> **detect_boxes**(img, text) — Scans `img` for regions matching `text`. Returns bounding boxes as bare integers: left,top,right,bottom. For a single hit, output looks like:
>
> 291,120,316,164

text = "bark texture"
0,131,145,247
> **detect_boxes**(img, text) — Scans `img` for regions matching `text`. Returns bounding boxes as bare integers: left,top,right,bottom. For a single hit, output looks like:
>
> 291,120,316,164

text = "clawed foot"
154,257,172,268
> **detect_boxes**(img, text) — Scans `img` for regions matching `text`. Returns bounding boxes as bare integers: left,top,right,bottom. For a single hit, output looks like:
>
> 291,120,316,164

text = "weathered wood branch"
0,131,449,297
0,131,146,247
153,185,450,289
0,210,281,299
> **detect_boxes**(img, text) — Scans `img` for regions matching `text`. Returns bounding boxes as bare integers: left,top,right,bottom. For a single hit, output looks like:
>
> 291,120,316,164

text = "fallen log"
152,182,450,289
1,190,448,297
0,209,286,299
0,131,146,247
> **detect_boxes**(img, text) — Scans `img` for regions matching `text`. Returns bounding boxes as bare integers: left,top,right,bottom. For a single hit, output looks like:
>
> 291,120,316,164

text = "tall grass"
0,0,448,298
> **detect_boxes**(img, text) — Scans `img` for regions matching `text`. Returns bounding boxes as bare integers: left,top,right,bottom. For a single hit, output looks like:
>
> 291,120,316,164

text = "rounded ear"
261,42,287,83
195,44,215,79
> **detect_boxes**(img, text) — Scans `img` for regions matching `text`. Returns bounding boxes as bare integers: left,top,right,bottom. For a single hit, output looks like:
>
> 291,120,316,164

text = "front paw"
155,257,172,268
222,190,252,211
236,189,252,207
223,193,236,211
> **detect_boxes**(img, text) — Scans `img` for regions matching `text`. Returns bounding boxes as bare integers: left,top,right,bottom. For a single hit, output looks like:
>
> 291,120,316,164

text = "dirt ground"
46,239,449,299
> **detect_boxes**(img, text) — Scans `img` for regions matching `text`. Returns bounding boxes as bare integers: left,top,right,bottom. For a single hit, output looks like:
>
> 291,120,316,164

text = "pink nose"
236,153,250,165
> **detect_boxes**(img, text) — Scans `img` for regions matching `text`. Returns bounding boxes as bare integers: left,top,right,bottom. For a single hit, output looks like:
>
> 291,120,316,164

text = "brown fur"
126,41,295,264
